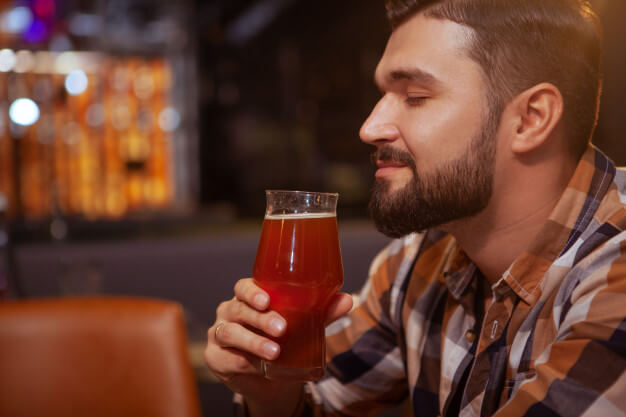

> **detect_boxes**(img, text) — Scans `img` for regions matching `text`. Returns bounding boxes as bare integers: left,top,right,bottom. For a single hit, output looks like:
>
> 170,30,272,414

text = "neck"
442,151,578,284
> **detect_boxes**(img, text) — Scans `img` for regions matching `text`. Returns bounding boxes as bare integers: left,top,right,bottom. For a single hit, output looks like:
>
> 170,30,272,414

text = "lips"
375,161,409,178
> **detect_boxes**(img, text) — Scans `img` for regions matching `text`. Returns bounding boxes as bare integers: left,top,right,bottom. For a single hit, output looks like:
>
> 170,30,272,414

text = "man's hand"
204,278,353,417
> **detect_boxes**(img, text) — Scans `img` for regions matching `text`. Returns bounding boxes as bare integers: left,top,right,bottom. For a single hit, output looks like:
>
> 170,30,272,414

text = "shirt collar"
442,247,476,300
503,145,616,305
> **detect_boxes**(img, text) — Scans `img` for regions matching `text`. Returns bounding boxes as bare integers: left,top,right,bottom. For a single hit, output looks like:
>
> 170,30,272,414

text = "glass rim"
265,189,339,198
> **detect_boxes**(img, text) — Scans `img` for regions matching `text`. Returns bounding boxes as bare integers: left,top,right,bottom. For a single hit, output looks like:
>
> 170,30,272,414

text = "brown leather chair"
0,297,202,417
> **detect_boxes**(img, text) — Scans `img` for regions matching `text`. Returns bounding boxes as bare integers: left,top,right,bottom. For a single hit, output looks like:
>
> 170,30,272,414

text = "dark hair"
385,0,603,158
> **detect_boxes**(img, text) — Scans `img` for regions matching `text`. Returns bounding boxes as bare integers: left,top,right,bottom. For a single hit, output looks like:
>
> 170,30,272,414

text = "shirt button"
465,329,476,343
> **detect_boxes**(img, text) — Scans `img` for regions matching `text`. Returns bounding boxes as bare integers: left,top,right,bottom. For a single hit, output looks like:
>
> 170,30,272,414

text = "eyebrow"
375,67,441,90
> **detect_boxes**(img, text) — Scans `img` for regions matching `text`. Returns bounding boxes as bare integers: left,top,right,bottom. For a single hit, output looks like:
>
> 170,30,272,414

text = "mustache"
371,146,416,168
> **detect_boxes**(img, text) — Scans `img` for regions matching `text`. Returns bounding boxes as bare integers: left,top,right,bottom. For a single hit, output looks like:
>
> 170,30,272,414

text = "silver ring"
214,321,226,342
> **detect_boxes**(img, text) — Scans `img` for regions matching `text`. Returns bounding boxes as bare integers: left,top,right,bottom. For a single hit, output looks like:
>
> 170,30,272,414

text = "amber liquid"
253,214,343,381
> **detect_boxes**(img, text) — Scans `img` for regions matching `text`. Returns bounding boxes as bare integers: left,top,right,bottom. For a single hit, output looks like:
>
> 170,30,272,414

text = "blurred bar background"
0,0,624,416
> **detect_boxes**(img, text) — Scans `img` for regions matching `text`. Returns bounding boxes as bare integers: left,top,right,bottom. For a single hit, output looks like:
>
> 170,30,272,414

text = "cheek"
491,132,513,191
400,99,486,169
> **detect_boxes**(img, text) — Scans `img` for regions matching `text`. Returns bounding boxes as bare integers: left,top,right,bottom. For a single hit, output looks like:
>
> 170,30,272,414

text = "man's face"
360,13,500,237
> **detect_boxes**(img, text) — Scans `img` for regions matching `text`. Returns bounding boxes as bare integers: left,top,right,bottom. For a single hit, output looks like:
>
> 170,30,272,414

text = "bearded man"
204,1,626,416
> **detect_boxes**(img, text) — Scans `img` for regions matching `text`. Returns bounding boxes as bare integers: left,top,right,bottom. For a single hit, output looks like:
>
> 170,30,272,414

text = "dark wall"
196,0,388,216
595,1,626,164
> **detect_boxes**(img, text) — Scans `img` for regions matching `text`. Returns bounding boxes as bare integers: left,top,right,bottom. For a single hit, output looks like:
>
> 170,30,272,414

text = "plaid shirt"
236,145,626,416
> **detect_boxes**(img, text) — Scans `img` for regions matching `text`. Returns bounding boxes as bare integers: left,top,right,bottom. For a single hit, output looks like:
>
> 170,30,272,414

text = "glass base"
262,361,325,382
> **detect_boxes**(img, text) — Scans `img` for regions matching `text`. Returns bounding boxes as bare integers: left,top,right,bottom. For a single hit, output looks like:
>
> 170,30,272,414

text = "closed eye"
406,96,427,106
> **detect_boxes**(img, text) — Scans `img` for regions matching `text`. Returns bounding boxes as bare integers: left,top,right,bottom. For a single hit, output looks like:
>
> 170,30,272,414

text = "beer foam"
265,212,335,220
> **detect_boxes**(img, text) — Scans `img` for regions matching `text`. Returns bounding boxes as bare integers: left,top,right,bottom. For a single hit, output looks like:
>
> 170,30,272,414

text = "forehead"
376,13,482,88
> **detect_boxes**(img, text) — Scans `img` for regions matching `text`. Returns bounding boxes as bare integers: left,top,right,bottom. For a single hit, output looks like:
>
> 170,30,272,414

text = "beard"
369,110,499,238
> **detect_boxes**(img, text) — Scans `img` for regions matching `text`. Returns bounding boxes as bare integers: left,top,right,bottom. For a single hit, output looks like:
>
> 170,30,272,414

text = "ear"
509,83,563,154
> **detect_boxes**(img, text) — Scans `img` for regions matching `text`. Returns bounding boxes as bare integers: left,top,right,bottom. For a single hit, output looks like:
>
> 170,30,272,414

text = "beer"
253,210,343,381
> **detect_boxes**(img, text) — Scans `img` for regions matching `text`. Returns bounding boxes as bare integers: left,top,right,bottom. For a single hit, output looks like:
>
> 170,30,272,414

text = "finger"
223,299,286,338
204,342,262,380
214,321,280,361
234,278,270,311
324,292,354,325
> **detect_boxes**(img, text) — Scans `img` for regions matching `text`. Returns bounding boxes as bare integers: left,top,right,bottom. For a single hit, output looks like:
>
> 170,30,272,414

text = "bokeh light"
24,18,48,43
64,69,88,95
14,50,35,73
85,103,105,127
55,51,79,74
9,98,40,126
158,107,181,132
1,7,33,34
0,49,16,72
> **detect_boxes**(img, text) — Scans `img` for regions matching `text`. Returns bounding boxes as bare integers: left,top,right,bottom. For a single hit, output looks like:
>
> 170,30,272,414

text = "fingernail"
262,342,279,359
269,317,286,335
254,293,269,308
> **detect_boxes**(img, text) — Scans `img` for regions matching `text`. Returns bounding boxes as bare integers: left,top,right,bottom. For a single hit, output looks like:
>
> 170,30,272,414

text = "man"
205,0,626,416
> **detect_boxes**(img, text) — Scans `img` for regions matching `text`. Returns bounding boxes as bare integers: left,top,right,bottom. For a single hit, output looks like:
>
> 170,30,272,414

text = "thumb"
324,292,353,325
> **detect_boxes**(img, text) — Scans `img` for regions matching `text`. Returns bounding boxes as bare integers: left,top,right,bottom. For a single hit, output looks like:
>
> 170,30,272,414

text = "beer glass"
253,190,344,381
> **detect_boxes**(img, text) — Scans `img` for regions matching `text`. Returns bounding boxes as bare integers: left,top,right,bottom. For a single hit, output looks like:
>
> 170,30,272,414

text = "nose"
359,96,400,146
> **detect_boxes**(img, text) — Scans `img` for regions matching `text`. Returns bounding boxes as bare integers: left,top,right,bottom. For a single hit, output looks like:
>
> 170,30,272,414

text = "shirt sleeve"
494,239,626,417
299,236,422,416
